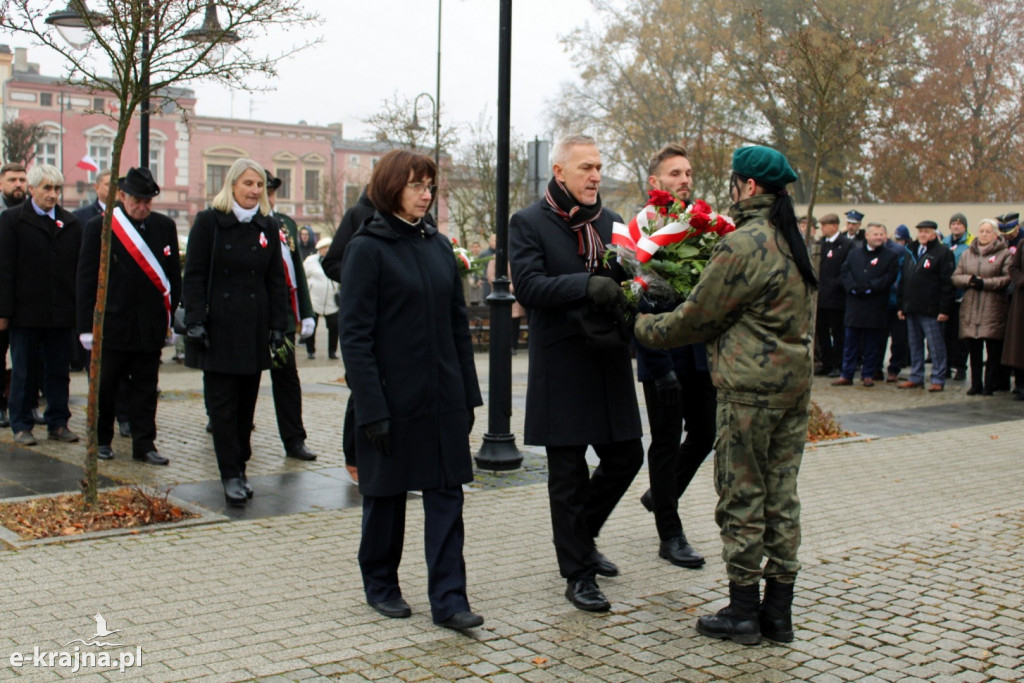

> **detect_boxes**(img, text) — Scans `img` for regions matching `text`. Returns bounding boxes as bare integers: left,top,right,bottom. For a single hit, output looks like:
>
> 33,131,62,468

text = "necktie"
918,245,926,257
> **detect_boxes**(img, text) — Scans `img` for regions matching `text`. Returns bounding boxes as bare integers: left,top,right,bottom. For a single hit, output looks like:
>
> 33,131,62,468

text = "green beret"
732,146,798,187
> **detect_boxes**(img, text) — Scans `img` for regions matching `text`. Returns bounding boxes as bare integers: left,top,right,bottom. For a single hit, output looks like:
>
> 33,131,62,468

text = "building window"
371,157,380,168
35,140,58,167
93,97,104,111
87,134,113,182
350,155,360,167
148,146,162,185
276,168,292,199
206,164,230,197
304,170,320,201
40,92,53,107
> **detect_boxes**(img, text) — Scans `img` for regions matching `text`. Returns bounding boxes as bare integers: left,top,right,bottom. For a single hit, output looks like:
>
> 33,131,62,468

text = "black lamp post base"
475,433,522,471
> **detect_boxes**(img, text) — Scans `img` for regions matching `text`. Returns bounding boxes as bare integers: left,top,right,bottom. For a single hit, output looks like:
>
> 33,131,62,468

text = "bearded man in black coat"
509,134,643,613
76,167,180,465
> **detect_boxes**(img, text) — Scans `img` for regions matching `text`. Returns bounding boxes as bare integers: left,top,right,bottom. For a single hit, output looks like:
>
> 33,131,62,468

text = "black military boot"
759,578,795,642
696,581,761,645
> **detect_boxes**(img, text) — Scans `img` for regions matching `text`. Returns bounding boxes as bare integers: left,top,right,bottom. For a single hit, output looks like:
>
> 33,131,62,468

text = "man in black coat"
265,173,317,461
0,164,82,445
322,186,376,481
832,223,900,387
76,167,180,464
509,134,644,613
814,213,852,376
0,162,30,429
897,220,955,391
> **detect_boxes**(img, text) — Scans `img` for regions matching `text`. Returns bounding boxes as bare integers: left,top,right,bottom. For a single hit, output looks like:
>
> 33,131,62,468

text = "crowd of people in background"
809,209,1024,396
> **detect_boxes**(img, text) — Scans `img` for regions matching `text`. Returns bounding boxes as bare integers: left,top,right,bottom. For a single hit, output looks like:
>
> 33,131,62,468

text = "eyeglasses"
407,182,437,195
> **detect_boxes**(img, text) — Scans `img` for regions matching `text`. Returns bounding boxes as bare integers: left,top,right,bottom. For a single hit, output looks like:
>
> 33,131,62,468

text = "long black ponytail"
732,172,818,290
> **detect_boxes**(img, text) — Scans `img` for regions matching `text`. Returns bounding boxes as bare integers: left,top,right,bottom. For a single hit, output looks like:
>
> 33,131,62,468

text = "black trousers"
343,391,357,467
886,308,909,375
945,302,967,372
306,312,339,357
359,485,470,623
815,307,845,372
545,439,644,580
966,337,1003,392
203,371,261,480
642,372,715,541
97,348,160,456
0,328,7,411
269,333,306,450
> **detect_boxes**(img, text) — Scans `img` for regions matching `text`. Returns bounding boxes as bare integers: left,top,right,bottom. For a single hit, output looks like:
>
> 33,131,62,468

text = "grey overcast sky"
5,0,604,141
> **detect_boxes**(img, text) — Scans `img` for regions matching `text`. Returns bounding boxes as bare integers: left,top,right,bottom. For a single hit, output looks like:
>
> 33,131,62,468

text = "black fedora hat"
118,167,160,198
265,169,282,191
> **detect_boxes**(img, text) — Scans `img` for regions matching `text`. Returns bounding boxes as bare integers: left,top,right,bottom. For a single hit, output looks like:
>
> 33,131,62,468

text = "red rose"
692,199,712,215
658,206,669,216
648,189,675,207
715,216,736,235
689,212,712,232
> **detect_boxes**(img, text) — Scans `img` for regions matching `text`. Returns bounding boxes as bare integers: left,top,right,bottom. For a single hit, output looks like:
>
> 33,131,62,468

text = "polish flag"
76,155,99,172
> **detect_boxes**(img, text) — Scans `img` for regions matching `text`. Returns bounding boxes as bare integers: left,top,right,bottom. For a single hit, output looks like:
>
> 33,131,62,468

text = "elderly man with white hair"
0,164,83,445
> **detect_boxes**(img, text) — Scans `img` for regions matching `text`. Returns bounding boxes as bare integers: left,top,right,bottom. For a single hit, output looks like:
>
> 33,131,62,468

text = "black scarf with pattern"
544,177,605,272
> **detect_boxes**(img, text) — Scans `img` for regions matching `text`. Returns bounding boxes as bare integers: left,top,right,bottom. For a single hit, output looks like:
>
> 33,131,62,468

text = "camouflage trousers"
713,395,809,585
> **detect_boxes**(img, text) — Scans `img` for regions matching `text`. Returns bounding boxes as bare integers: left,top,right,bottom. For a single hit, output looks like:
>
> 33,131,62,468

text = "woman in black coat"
183,157,289,506
339,149,484,632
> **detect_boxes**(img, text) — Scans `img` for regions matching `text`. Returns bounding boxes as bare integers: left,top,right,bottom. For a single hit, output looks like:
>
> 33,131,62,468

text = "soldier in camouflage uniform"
635,146,818,645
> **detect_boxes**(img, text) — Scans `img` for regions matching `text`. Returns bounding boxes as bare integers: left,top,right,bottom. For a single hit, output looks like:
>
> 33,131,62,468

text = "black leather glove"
467,408,475,434
364,419,391,456
186,324,209,348
653,370,682,407
268,329,286,355
586,276,625,309
969,276,984,290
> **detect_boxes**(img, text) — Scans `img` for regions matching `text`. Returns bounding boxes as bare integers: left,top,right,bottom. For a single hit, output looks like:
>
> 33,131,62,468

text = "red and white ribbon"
110,207,171,329
279,230,299,325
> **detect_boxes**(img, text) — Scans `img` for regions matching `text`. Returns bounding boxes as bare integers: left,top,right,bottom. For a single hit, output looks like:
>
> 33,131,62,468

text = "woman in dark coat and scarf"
339,149,484,632
183,157,289,506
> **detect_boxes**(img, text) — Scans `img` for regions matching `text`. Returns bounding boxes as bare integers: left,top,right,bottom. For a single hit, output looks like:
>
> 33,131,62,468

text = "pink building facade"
0,46,449,235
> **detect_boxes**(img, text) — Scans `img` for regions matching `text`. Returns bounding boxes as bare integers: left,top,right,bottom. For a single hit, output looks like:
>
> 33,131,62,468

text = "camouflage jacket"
634,193,814,408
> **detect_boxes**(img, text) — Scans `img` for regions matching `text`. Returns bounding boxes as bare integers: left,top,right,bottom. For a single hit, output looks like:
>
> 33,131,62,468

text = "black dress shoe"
437,611,484,631
328,353,339,360
659,535,706,568
222,478,248,506
118,420,132,438
589,549,619,577
133,451,169,466
826,369,841,378
285,443,318,461
640,489,654,512
565,577,610,612
240,473,254,499
205,420,213,433
97,445,114,460
0,408,9,428
368,598,411,619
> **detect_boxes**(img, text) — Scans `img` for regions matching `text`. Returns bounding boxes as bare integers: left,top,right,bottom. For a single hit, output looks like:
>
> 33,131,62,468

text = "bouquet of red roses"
607,189,735,305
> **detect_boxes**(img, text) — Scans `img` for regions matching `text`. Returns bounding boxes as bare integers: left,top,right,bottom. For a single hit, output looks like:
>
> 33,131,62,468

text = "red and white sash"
279,229,299,324
111,207,171,329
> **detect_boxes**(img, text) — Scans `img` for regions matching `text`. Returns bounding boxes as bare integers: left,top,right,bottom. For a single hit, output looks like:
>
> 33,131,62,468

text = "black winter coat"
509,199,642,446
182,208,290,374
76,207,182,351
817,233,853,309
339,211,482,497
323,188,375,283
73,199,103,226
0,202,82,327
898,240,955,317
840,244,899,329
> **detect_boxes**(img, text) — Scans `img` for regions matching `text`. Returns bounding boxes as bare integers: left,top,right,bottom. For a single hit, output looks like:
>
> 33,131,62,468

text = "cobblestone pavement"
0,334,1022,681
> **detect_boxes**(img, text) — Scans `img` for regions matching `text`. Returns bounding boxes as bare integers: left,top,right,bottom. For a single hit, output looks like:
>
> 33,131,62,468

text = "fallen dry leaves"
0,486,197,541
806,400,855,442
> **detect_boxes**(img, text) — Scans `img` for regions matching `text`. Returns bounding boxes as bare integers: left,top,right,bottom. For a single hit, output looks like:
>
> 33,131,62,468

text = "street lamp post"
474,0,522,471
411,92,440,180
